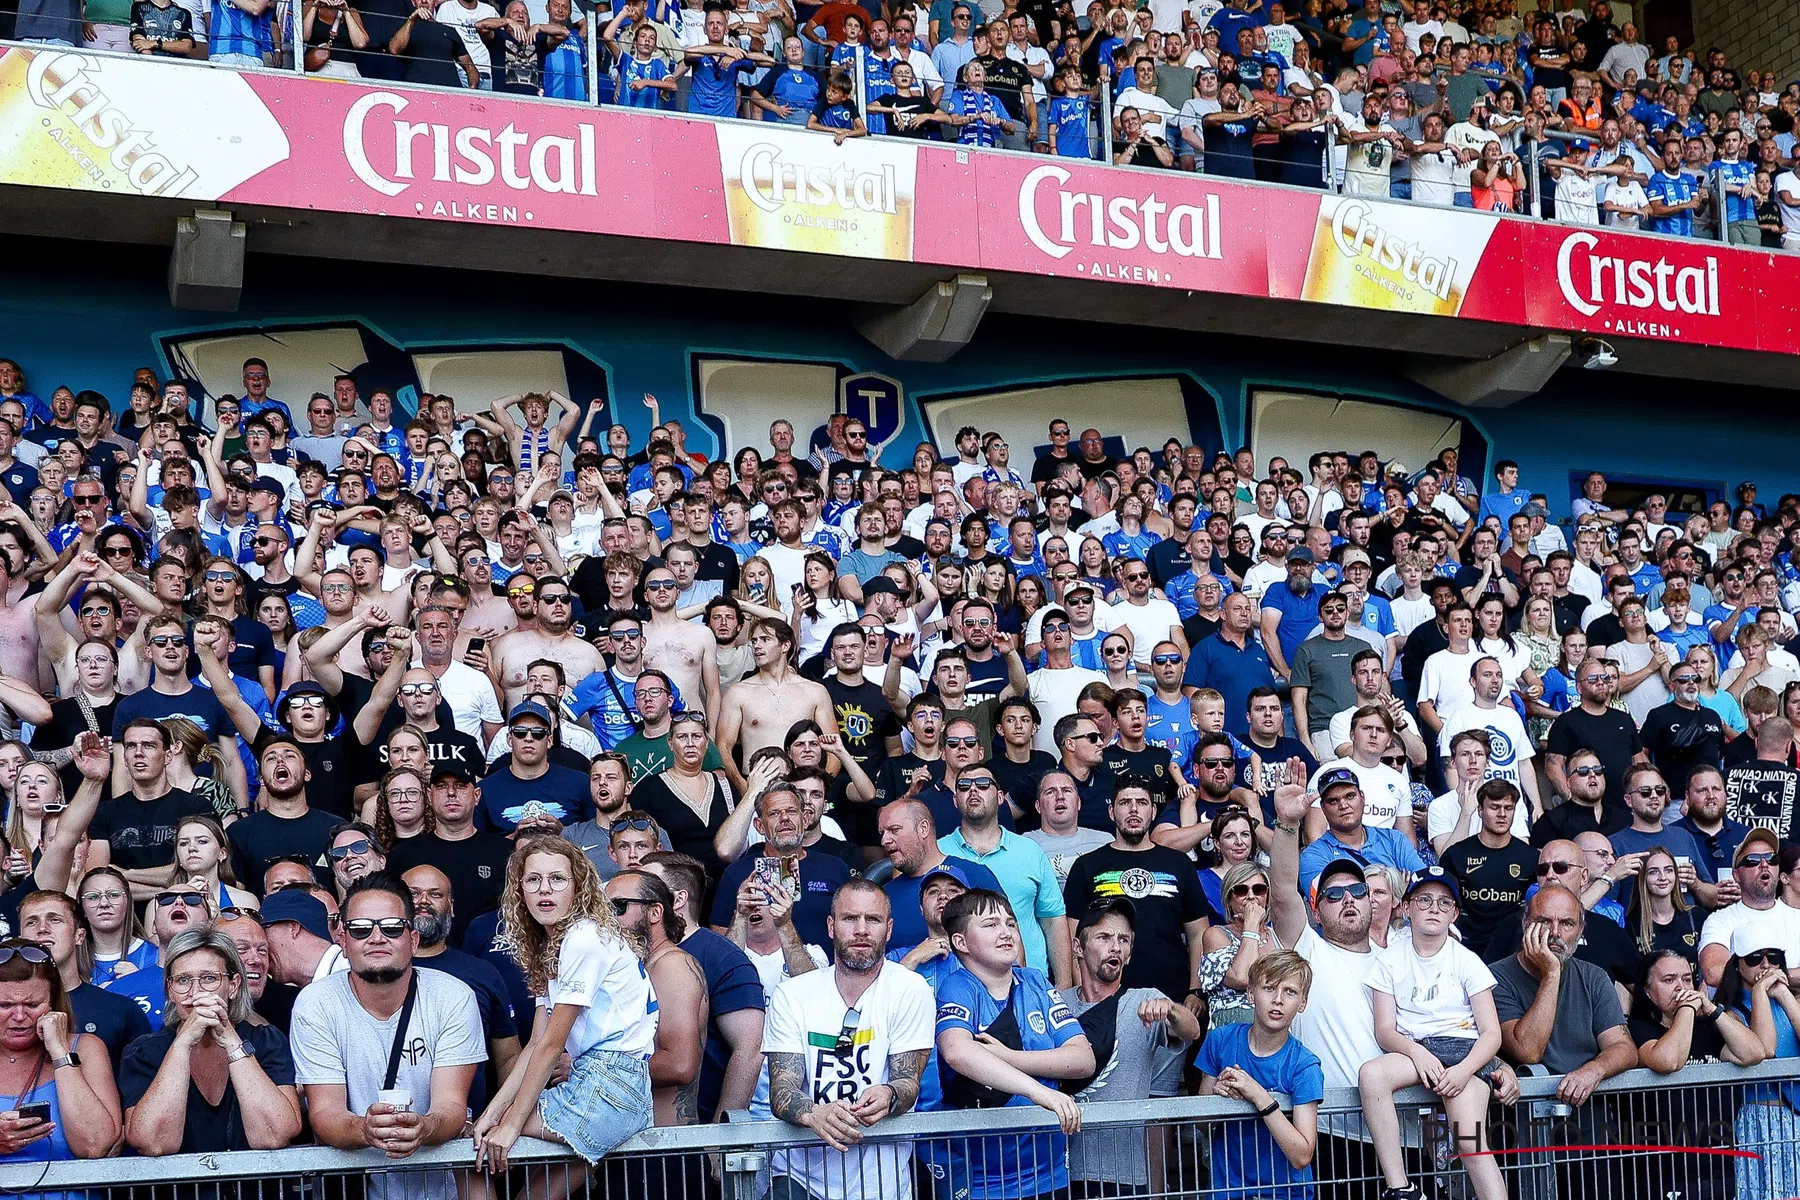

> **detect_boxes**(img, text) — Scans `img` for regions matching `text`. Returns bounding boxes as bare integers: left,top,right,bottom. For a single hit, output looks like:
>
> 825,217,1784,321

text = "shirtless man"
641,564,722,735
0,525,45,697
487,576,602,711
717,617,836,788
34,551,161,697
454,544,516,645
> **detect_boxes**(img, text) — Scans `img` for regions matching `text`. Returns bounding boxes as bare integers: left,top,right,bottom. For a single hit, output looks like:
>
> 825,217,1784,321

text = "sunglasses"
609,629,643,641
1569,765,1604,777
203,570,237,582
509,726,550,740
954,777,996,791
610,896,653,917
1740,852,1777,868
0,946,49,966
944,735,982,748
1319,882,1369,903
1228,882,1269,899
1742,950,1787,968
218,906,263,924
834,1008,864,1054
644,580,680,591
1068,731,1103,744
397,683,438,697
100,544,135,557
1536,861,1577,877
1380,756,1407,767
155,892,207,908
1151,654,1183,665
1631,784,1669,798
538,593,572,605
1195,756,1235,769
149,635,185,648
328,839,374,860
343,917,412,940
1042,621,1072,633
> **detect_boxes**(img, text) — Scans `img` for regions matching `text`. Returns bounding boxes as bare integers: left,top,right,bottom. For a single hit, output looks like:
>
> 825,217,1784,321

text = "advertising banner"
2,45,1795,358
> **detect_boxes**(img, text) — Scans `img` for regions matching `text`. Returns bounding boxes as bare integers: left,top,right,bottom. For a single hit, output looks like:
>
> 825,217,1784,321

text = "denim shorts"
1420,1035,1497,1083
540,1048,652,1164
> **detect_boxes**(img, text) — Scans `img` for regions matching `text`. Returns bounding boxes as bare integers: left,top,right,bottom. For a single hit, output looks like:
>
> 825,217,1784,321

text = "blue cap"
922,862,972,889
260,890,331,941
1569,138,1592,151
1287,546,1316,564
1316,766,1359,794
508,700,554,726
1405,864,1461,903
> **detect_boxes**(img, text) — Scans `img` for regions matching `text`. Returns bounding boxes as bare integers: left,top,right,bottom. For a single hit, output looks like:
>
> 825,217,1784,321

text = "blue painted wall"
5,236,1797,518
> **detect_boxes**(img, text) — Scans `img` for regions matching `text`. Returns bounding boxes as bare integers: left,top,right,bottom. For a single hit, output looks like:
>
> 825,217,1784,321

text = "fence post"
291,0,304,74
1324,121,1337,193
1529,138,1542,219
1714,162,1729,244
1098,75,1113,163
854,43,868,125
587,11,599,104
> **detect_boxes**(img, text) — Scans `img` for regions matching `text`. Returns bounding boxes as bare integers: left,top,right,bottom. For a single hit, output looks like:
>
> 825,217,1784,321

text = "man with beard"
877,799,1002,952
108,615,245,810
489,576,603,713
35,550,159,699
103,879,215,1029
19,889,151,1068
290,875,484,1194
569,612,660,751
1154,733,1262,855
1493,885,1638,1109
414,605,503,745
641,564,722,736
1064,777,1209,1012
765,881,934,1194
227,737,341,894
710,784,851,951
387,764,512,944
403,864,521,1109
1058,899,1200,1195
355,638,482,781
606,870,708,1127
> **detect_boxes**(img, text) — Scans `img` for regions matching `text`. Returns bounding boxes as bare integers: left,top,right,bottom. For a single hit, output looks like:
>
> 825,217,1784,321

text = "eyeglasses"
322,583,354,595
834,1008,864,1054
397,683,438,697
1318,883,1369,903
1411,893,1456,912
79,889,125,904
328,839,374,860
170,971,229,992
154,892,207,908
509,726,550,740
610,818,655,833
1536,861,1577,877
343,917,412,940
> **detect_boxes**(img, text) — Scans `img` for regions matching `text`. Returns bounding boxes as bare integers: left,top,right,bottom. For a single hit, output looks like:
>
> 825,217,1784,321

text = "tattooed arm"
768,1051,864,1151
848,1048,930,1125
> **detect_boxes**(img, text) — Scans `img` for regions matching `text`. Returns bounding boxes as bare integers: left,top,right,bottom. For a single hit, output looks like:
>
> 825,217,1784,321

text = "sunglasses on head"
343,917,411,940
610,817,654,833
669,711,708,726
0,945,49,967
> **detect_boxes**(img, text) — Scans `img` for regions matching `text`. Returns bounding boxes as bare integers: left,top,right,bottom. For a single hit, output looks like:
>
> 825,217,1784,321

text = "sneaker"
1379,1187,1424,1200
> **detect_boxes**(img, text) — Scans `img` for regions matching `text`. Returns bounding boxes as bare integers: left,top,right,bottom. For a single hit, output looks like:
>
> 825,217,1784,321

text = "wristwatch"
226,1043,254,1064
50,1052,79,1070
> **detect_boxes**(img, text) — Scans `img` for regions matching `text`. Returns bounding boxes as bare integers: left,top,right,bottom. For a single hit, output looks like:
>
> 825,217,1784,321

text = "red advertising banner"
3,45,1796,358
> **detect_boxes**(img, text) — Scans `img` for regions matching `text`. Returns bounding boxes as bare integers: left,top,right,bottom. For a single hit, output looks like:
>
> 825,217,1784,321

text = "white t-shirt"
1005,42,1053,101
763,962,937,1200
1419,646,1480,724
431,661,504,741
1115,87,1179,141
1108,596,1182,667
436,0,500,72
761,542,812,605
1427,790,1531,845
1025,603,1119,647
1340,115,1399,196
1370,934,1495,1042
1775,172,1800,240
1028,666,1107,753
1401,17,1443,51
290,969,487,1200
1435,701,1533,791
1292,926,1383,1139
543,918,659,1059
747,943,829,995
1308,757,1411,829
1411,147,1458,206
1699,901,1800,961
1392,594,1435,637
1474,636,1532,692
1555,169,1600,226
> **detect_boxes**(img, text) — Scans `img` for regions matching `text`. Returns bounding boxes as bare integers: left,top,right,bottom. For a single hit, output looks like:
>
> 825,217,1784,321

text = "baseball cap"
1404,864,1461,903
1569,137,1592,151
249,476,285,498
1312,859,1368,894
1076,897,1137,934
431,762,477,785
277,680,338,724
1522,501,1548,519
863,576,905,598
1340,548,1372,570
922,862,972,889
1287,546,1316,564
260,890,332,941
1316,766,1360,795
1731,923,1788,957
1735,827,1781,865
508,700,554,727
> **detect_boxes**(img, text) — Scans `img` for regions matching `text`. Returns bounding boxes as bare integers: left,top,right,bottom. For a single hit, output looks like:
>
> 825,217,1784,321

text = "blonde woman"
171,815,258,912
474,835,655,1175
1197,861,1279,1029
163,717,235,824
5,760,62,862
1686,644,1748,738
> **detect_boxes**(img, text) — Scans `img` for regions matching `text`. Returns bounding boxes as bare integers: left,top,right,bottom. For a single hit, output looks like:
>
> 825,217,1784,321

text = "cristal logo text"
1555,231,1720,318
1328,200,1458,301
343,92,600,199
1017,164,1221,261
736,143,897,215
24,52,198,196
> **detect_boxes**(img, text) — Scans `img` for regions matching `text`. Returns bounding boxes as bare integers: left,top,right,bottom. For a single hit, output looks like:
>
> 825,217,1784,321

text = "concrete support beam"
1404,334,1572,409
855,274,992,362
168,210,246,312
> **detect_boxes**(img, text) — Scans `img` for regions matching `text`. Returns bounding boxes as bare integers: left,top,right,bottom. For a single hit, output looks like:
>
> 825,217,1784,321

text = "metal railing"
4,1057,1796,1199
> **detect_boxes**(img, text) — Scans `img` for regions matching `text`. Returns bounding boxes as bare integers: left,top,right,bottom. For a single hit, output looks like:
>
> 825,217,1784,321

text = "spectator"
227,736,341,895
1024,772,1113,885
1441,780,1537,958
1181,593,1275,738
937,765,1070,984
0,939,121,1170
260,889,346,988
119,929,302,1155
385,763,513,943
1724,715,1799,837
89,718,221,881
1699,827,1800,987
401,865,522,1106
764,881,934,1199
1677,764,1750,885
709,783,850,951
1606,764,1715,909
1545,663,1645,817
103,881,218,1030
18,889,152,1076
1712,925,1800,1196
1307,705,1416,841
877,799,1001,952
1296,766,1424,897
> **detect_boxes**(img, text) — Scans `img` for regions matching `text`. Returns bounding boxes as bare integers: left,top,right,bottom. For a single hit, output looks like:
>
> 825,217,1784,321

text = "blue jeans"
1454,191,1474,207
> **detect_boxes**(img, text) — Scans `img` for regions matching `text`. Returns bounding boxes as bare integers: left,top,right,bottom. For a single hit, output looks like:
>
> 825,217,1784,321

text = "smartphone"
17,1103,50,1123
467,637,486,654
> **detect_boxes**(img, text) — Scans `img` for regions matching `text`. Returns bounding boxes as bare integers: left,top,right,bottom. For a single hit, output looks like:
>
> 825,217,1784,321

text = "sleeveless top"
0,1071,78,1200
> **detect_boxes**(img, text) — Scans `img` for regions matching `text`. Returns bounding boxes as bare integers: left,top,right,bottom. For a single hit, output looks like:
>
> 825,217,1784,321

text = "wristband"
1240,932,1261,943
1256,1100,1280,1117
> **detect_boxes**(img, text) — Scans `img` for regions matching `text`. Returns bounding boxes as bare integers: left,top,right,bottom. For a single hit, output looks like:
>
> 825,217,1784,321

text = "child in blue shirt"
1196,950,1324,1200
807,72,867,145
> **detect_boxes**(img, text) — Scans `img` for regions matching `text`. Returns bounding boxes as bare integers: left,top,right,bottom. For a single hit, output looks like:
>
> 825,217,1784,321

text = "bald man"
404,864,521,1095
1484,839,1639,1009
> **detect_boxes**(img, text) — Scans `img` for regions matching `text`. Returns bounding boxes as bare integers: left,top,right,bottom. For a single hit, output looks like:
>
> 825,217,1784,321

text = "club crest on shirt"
478,865,492,879
1028,1011,1047,1035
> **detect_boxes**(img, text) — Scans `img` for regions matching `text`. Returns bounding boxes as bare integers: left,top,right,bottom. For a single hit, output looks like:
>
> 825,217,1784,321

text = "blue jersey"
1048,94,1089,156
540,28,587,100
763,66,820,123
209,0,273,60
814,99,859,130
618,53,673,108
1714,158,1757,224
1645,170,1697,237
860,52,894,135
688,50,757,117
948,88,1007,146
935,964,1083,1198
1145,690,1198,760
1195,1024,1324,1199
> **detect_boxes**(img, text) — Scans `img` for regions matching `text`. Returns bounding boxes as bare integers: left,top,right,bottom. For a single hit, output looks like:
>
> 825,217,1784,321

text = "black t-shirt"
386,830,512,943
227,806,341,894
1530,797,1629,846
418,945,517,1109
1586,614,1625,650
295,737,355,820
1545,707,1643,813
29,693,116,799
882,92,941,138
1071,761,1120,831
70,982,154,1069
876,754,944,809
824,677,901,772
1031,452,1073,486
1113,136,1173,168
400,18,469,87
1061,844,1208,1001
990,749,1058,829
688,542,740,592
1724,762,1800,842
1102,743,1176,804
1485,898,1641,984
1639,702,1725,796
1182,613,1222,648
972,53,1030,121
1440,836,1537,959
1645,905,1702,968
1627,1011,1727,1060
88,789,214,872
118,1022,295,1153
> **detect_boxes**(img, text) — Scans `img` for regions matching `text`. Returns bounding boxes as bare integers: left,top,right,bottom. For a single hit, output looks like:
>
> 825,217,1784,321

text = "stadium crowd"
0,354,1792,1200
6,0,1800,237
